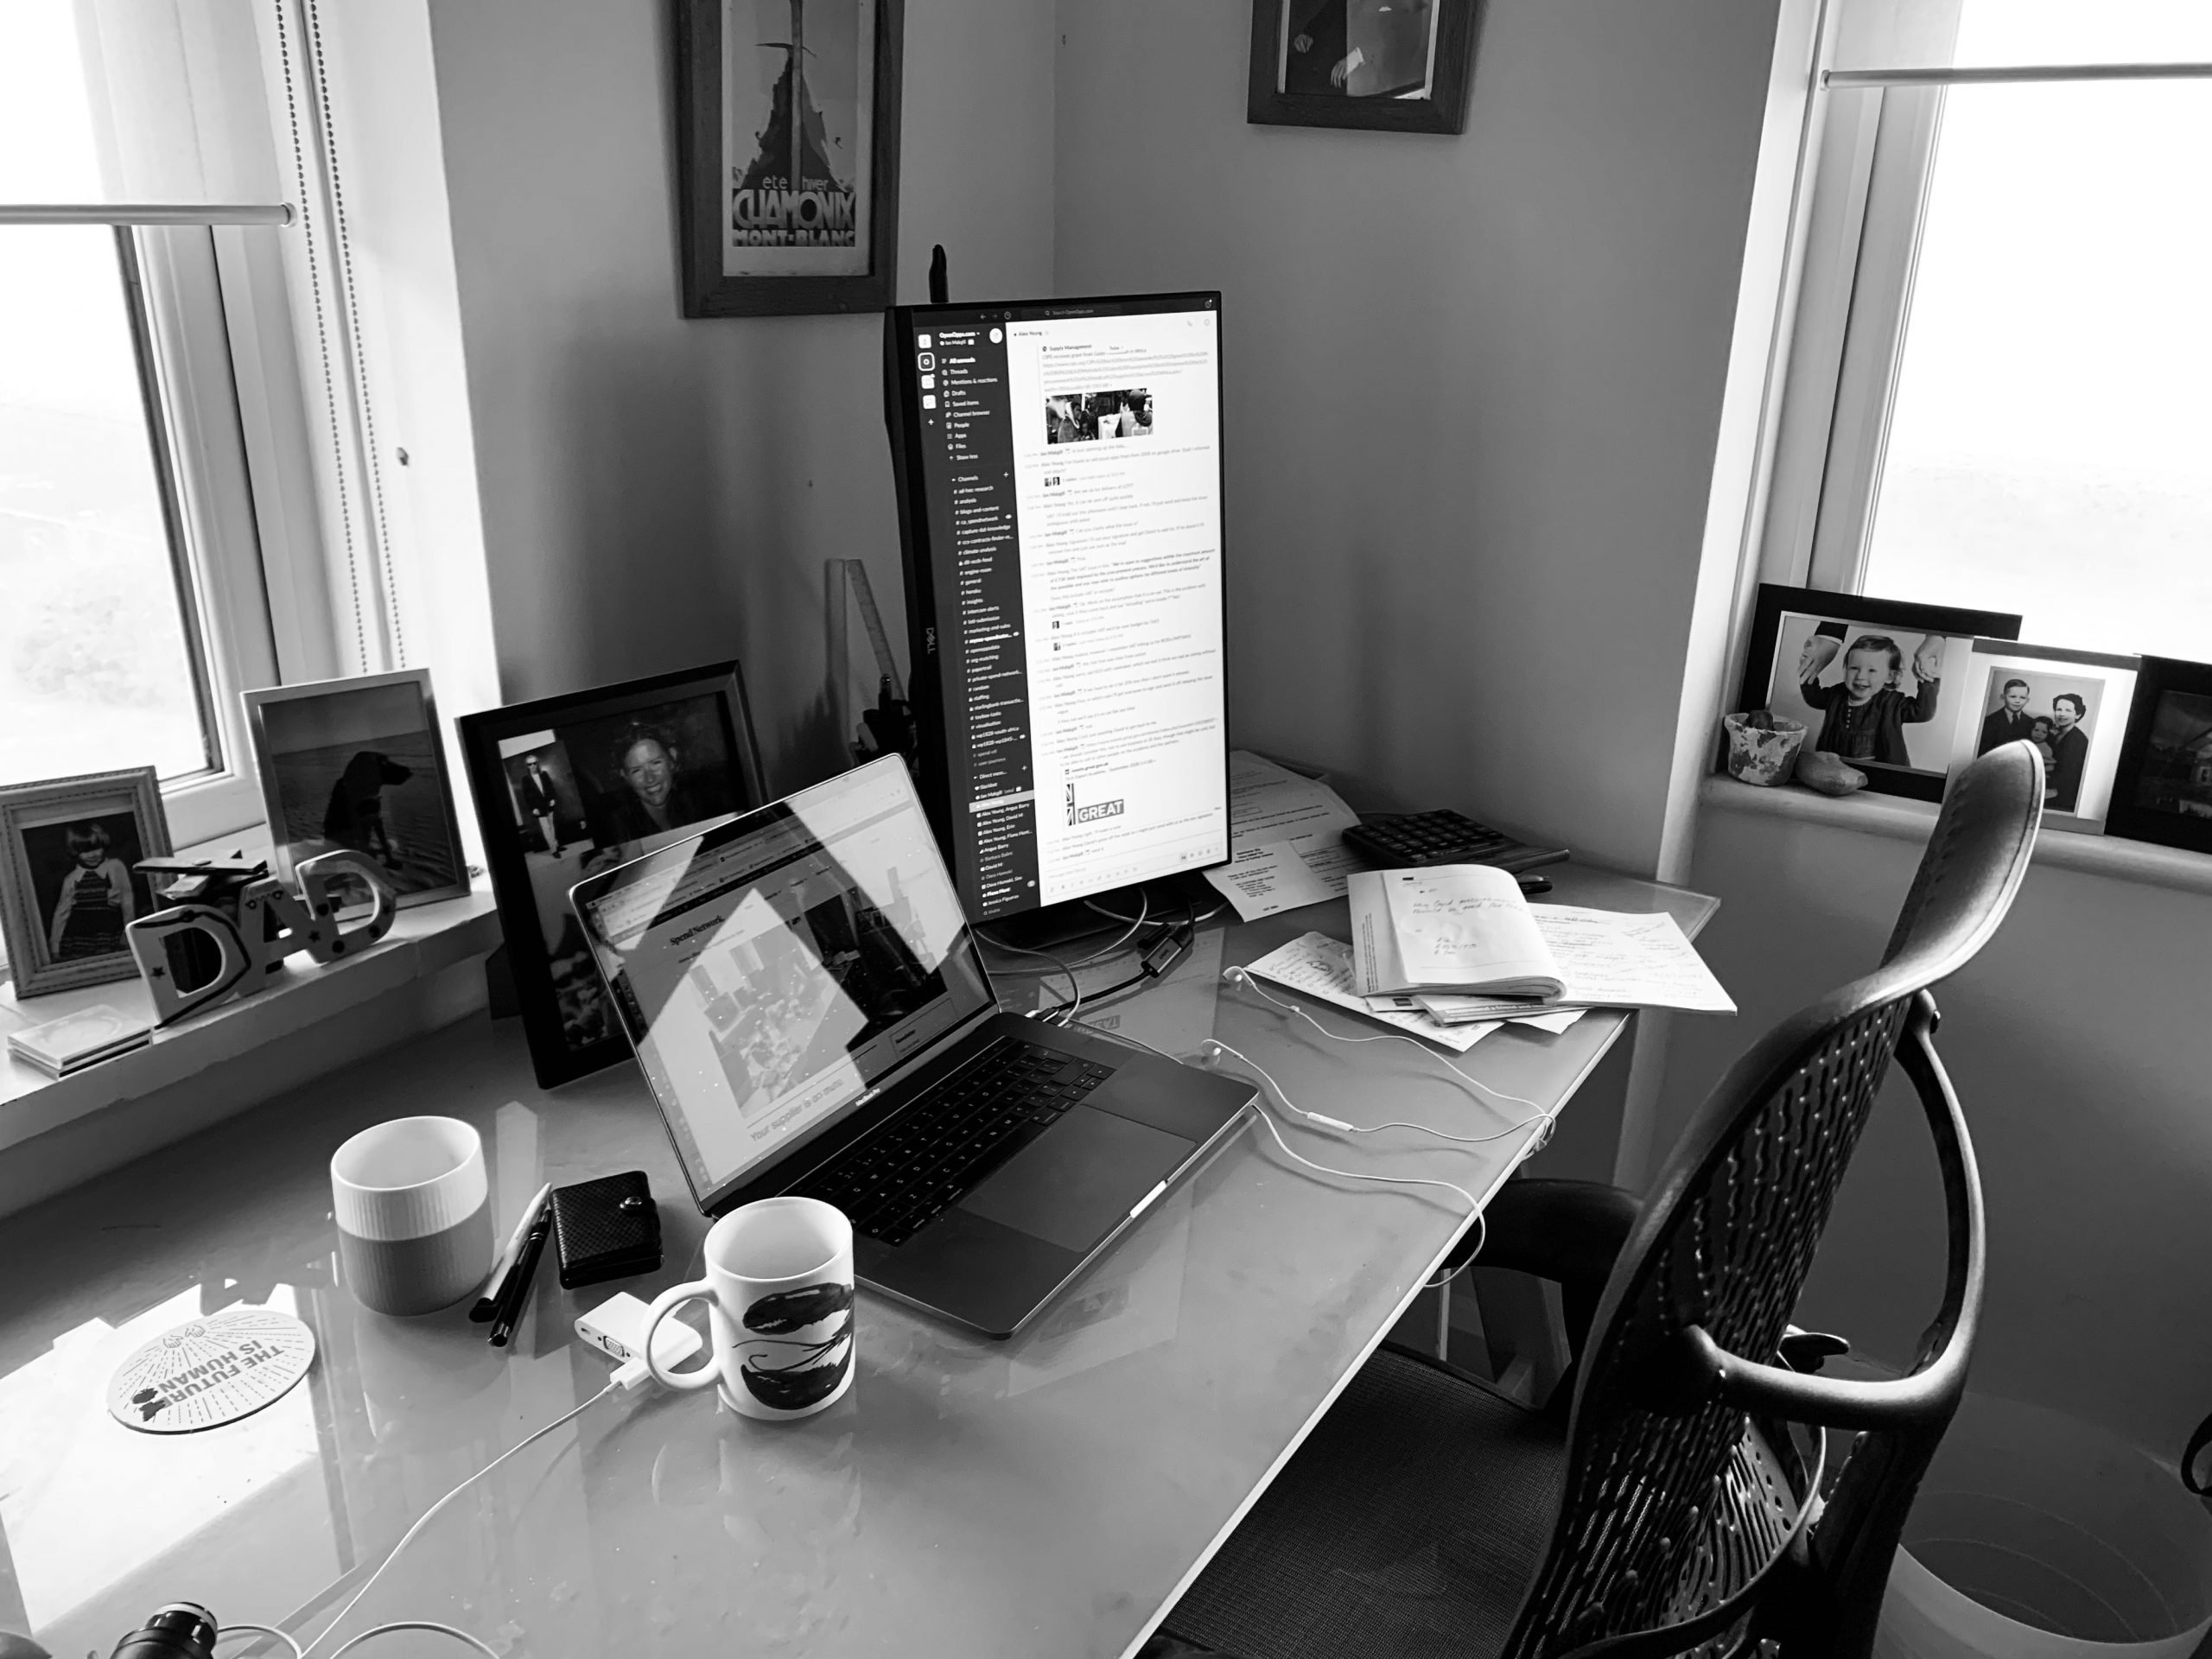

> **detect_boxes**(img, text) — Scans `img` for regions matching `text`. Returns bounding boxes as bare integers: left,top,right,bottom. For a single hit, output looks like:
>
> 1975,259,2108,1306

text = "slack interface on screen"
907,299,1229,919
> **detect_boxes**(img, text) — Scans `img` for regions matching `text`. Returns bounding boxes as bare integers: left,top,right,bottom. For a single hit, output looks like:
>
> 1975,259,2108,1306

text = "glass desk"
0,866,1716,1658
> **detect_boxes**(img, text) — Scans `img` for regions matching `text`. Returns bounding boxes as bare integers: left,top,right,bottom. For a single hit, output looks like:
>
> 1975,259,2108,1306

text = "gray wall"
1660,798,2212,1457
423,0,1057,790
1053,0,1785,874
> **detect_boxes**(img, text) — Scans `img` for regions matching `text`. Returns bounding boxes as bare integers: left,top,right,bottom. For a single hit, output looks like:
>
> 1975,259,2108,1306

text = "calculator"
1340,810,1570,875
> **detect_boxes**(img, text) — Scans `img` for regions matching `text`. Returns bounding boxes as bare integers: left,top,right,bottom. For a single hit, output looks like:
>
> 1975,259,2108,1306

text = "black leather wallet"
550,1170,663,1290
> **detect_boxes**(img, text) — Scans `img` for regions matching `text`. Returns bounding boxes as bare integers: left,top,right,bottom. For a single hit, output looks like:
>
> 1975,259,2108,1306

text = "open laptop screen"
571,757,995,1205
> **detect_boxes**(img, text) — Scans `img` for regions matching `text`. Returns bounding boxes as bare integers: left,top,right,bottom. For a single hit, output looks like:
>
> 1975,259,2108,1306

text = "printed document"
1242,932,1498,1052
1204,753,1363,921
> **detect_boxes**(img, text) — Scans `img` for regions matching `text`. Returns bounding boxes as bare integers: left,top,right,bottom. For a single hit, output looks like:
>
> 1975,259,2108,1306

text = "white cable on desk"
328,1623,499,1657
216,1623,302,1659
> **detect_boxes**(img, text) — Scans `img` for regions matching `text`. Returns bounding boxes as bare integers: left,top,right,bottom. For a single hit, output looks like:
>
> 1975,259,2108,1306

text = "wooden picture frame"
1248,0,1480,135
457,662,770,1088
0,766,172,998
243,669,473,909
1732,585,2022,802
675,0,905,317
2104,655,2212,855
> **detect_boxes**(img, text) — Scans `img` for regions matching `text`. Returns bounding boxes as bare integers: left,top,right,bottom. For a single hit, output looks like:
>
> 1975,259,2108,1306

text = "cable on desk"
1202,1038,1555,1153
327,1623,499,1658
297,1379,617,1658
974,932,1083,1016
215,1624,302,1659
1087,887,1226,927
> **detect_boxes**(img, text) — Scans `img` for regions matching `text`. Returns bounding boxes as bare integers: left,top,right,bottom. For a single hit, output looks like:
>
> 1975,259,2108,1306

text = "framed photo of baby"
0,766,171,998
1942,641,2138,833
1735,587,2022,802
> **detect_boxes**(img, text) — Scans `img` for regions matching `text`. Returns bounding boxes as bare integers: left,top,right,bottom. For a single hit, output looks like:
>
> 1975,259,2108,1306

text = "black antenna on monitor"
928,245,949,305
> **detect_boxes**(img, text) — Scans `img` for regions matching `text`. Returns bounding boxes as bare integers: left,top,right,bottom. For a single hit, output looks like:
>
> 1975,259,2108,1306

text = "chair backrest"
1501,742,2043,1659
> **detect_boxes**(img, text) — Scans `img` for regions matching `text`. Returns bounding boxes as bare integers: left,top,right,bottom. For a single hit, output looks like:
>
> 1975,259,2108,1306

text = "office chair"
1146,741,2043,1659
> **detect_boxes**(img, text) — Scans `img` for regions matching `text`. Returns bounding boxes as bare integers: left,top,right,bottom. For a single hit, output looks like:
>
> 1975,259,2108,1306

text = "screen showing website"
574,760,993,1197
908,296,1229,918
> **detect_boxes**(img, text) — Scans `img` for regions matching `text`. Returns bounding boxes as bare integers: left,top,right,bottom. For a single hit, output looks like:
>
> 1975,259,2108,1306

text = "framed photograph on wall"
2104,656,2212,855
1247,0,1481,134
1942,641,2138,835
0,766,172,998
457,662,769,1088
244,669,472,908
1734,585,2022,802
674,0,905,317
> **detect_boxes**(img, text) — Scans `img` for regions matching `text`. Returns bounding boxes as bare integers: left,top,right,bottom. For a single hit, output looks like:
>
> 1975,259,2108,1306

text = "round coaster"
107,1306,317,1433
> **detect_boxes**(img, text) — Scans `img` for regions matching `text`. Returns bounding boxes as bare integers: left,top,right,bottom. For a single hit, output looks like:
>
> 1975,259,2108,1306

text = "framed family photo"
0,766,171,998
1247,0,1481,134
2105,657,2212,855
244,669,471,908
1734,586,2021,802
1943,641,2138,834
675,0,905,316
458,662,769,1087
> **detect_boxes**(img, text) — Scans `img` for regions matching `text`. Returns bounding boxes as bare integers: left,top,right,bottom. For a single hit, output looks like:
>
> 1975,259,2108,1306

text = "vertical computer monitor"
883,291,1230,923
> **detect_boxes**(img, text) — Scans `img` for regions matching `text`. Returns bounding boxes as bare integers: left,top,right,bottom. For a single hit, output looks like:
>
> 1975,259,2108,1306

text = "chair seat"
1156,1344,1566,1659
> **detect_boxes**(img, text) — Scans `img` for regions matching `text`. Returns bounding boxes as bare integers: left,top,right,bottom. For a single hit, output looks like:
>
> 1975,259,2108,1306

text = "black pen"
473,1183,550,1321
487,1205,553,1349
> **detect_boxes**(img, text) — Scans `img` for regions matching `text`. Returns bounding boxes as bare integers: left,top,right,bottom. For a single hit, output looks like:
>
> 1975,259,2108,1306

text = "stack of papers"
1202,753,1365,922
1349,868,1734,1016
7,1005,153,1077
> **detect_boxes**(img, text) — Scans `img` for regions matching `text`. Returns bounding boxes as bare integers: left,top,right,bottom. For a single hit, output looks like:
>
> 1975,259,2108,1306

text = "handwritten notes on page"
1204,753,1364,922
1529,908,1737,1014
1242,932,1497,1052
1380,865,1562,997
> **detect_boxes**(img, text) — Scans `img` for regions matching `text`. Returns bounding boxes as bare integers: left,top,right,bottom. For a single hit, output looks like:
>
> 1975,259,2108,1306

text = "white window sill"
0,887,502,1164
1700,773,2212,899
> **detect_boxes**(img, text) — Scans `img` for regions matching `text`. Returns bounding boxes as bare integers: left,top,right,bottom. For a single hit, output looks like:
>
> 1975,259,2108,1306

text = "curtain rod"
1827,62,2212,89
0,202,294,227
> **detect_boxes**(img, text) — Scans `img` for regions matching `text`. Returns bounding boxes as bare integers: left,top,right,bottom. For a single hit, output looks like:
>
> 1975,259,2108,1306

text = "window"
1768,0,2212,659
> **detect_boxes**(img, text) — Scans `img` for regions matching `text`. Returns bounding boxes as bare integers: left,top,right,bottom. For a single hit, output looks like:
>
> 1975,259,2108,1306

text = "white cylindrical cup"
330,1116,493,1317
645,1197,855,1421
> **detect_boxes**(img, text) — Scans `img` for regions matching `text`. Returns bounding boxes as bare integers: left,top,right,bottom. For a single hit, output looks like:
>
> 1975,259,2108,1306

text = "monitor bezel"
882,289,1232,922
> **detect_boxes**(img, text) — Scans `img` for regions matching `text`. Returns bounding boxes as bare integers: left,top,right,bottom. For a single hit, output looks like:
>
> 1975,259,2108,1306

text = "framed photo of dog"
0,766,172,998
458,661,769,1089
243,670,471,909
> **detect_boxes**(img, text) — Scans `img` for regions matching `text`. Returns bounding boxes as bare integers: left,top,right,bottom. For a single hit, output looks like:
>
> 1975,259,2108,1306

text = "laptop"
569,755,1255,1338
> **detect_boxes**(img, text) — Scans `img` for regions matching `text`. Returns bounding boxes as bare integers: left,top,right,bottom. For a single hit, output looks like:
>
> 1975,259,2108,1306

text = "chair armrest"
1478,1178,1639,1293
1663,1324,1963,1431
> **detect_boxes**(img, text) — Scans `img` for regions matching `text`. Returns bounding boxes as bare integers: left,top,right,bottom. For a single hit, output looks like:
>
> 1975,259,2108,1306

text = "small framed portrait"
0,766,172,998
2105,657,2212,854
457,661,769,1088
1734,586,2022,801
1942,641,2139,834
674,0,905,317
1248,0,1481,135
243,669,472,908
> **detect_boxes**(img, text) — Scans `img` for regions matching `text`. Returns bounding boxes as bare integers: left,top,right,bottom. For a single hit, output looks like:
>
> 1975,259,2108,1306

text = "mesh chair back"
1500,743,2042,1659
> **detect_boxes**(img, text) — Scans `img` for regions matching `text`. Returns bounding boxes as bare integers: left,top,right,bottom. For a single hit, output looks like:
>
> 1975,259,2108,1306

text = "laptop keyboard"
798,1041,1117,1246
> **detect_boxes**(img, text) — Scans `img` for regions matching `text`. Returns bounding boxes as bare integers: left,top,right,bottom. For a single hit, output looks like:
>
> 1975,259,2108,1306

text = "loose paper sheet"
1204,753,1365,920
1242,932,1498,1052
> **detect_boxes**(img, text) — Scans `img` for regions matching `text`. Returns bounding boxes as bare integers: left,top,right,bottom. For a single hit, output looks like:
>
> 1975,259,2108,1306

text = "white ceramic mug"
645,1197,855,1421
330,1116,492,1317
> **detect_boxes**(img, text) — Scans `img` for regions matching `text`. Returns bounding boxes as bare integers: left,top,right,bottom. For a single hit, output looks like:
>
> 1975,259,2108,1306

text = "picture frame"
1247,0,1481,135
674,0,905,317
2104,656,2212,855
243,669,473,909
1733,585,2023,802
0,766,172,998
457,661,770,1088
1941,640,2138,835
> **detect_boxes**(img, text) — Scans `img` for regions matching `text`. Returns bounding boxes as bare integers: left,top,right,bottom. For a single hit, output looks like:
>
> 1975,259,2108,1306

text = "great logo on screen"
1065,784,1125,826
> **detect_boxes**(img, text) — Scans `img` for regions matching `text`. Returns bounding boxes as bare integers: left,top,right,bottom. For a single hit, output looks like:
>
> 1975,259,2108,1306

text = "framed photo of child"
243,669,472,909
1941,641,2138,834
2104,656,2212,855
0,766,172,998
1734,587,2022,801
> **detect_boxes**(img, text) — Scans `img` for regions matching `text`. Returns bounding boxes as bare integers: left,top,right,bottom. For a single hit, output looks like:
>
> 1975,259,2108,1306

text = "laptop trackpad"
957,1108,1192,1254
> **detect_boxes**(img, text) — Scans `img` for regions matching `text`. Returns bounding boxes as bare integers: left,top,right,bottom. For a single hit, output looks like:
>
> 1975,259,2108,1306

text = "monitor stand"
973,873,1221,954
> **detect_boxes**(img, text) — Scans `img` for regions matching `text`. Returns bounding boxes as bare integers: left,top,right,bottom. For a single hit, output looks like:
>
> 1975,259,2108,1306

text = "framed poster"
243,669,471,908
0,766,171,998
2105,656,2212,855
1247,0,1481,134
1733,585,2022,802
1941,640,2138,835
457,662,769,1088
676,0,905,317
